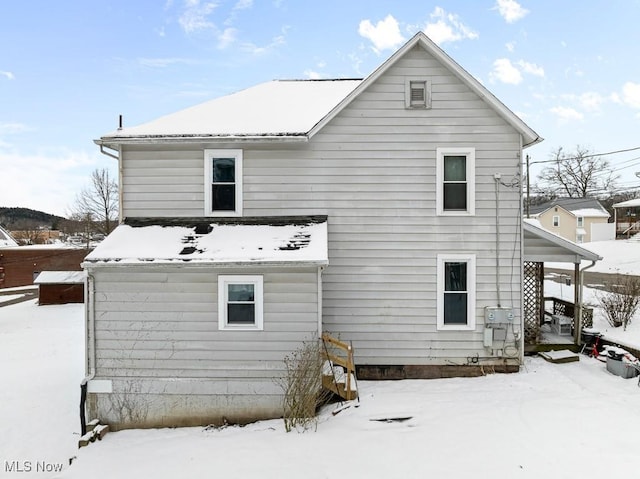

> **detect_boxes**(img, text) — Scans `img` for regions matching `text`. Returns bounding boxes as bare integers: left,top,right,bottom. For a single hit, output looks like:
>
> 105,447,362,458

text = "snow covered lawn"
1,299,639,478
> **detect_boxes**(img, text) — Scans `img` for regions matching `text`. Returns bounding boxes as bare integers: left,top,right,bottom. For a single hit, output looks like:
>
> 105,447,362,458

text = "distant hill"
0,207,66,230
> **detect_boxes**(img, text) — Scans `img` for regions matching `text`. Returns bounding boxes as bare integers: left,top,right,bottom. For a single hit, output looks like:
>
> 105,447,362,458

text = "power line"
529,145,640,166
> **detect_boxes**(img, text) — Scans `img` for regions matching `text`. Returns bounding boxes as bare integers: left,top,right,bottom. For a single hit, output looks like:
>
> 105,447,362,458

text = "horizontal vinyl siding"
119,44,523,365
91,267,319,379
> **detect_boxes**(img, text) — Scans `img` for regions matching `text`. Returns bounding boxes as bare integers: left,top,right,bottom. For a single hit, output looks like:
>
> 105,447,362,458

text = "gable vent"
405,78,431,109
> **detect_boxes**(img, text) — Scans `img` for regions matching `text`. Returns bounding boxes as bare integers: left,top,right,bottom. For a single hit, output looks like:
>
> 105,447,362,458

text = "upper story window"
553,215,560,227
436,147,475,216
218,275,263,331
577,216,584,227
205,149,243,216
405,78,431,109
437,254,476,330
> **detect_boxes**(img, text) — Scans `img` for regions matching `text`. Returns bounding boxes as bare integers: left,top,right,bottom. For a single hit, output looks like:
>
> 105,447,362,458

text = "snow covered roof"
34,271,86,284
529,198,609,218
97,33,541,147
523,219,602,263
613,198,640,208
0,226,18,247
83,216,328,267
99,80,361,142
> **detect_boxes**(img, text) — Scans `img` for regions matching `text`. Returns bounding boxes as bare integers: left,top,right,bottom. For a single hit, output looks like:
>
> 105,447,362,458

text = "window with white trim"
436,147,475,215
576,233,585,243
577,216,584,227
218,275,263,330
553,215,559,227
205,149,243,216
405,78,431,109
437,254,476,330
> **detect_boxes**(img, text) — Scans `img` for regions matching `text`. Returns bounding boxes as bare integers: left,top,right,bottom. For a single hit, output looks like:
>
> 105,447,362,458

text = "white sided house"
86,32,544,429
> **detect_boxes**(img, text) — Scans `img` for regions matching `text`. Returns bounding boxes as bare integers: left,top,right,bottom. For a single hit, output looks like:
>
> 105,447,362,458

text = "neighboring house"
85,32,544,429
612,198,640,238
0,225,18,248
528,198,611,243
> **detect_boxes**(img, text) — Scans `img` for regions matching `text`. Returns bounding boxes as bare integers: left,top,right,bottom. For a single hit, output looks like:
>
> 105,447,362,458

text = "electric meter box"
485,306,514,324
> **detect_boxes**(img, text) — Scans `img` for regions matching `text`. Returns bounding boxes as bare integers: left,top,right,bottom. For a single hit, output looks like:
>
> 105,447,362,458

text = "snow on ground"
548,236,640,275
0,300,84,477
1,299,639,479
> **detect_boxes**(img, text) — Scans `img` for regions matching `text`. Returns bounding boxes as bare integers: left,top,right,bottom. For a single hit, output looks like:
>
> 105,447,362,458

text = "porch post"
574,262,581,345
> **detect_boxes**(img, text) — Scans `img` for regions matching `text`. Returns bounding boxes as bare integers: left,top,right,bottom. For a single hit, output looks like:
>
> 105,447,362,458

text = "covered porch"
523,220,602,353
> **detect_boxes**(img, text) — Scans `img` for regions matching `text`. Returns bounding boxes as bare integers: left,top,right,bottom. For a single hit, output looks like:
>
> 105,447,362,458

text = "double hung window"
205,149,243,216
437,254,476,330
436,147,475,215
218,275,263,330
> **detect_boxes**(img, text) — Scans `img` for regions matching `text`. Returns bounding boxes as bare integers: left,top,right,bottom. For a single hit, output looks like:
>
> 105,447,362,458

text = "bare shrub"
277,337,333,433
597,274,640,330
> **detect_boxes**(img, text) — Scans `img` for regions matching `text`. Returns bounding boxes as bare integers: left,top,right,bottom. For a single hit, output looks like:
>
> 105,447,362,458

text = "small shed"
34,271,85,305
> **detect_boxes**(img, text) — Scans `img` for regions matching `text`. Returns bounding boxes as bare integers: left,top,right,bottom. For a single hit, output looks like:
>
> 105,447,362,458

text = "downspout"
317,266,323,337
80,270,96,435
576,260,597,345
97,143,123,224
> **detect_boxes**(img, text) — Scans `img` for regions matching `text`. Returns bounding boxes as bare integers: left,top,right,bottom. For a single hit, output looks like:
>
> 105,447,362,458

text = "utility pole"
526,154,530,218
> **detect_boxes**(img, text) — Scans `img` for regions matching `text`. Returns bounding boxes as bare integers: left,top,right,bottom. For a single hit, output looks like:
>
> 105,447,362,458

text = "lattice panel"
523,262,542,344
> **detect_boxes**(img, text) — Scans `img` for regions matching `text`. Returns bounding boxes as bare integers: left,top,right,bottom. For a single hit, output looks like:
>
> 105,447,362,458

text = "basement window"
405,78,431,109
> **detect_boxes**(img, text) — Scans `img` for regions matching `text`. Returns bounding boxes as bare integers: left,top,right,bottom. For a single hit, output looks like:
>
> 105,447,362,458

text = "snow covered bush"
597,274,640,330
277,337,332,432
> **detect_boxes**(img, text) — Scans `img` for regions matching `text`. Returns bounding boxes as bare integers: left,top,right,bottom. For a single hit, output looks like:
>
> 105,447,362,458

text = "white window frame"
553,215,560,227
436,147,476,216
437,254,476,331
405,78,432,109
204,149,243,217
218,275,263,331
577,216,584,227
576,233,585,243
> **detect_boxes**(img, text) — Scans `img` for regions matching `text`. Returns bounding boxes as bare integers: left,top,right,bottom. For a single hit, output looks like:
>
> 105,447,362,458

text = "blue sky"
1,0,640,217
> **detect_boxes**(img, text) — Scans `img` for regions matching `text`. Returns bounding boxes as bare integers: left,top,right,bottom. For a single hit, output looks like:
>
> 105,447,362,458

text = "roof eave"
95,134,309,147
83,259,328,269
523,221,602,262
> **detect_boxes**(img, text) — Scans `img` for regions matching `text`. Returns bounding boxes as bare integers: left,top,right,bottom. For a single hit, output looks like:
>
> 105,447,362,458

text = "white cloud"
0,148,109,216
358,14,405,53
233,0,252,10
1,70,15,80
304,69,322,80
240,34,285,55
490,58,522,84
578,92,605,111
622,82,640,109
178,0,219,34
0,123,29,134
217,27,237,49
422,7,478,45
516,60,544,77
550,106,584,123
505,42,515,52
494,0,529,23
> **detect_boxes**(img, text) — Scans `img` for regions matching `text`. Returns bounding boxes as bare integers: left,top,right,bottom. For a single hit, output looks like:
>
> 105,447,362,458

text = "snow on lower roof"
34,271,86,284
571,208,610,218
613,198,640,208
84,216,328,266
100,80,362,140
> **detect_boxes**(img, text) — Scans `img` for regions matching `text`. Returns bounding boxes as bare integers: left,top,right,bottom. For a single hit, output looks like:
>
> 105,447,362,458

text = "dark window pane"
444,293,467,324
444,262,467,291
228,304,255,324
212,184,235,211
228,284,254,302
213,158,235,182
443,183,466,210
444,156,466,181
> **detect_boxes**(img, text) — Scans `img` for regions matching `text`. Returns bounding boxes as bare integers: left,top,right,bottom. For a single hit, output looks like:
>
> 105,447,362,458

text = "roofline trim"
307,32,542,147
523,220,602,262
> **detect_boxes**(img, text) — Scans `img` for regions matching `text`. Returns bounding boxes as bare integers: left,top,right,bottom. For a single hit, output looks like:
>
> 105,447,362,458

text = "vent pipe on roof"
118,114,123,130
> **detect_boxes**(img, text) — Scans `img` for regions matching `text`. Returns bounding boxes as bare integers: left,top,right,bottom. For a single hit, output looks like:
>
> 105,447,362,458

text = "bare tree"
69,168,119,235
536,146,618,198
